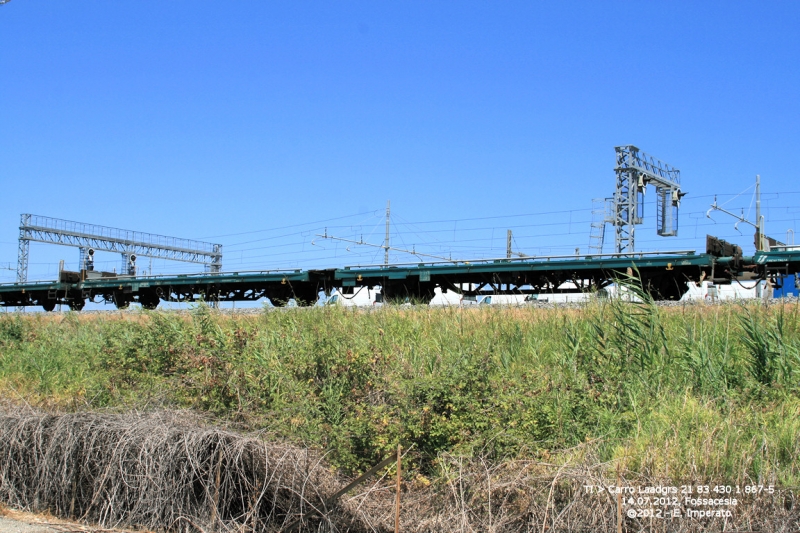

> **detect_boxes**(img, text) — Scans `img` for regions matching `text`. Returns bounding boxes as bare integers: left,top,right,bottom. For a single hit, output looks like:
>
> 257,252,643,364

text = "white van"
458,295,479,305
524,294,549,303
680,280,760,302
428,287,464,306
478,294,527,306
325,286,383,307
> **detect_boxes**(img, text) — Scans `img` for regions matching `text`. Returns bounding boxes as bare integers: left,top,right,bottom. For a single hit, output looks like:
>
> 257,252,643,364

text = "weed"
0,300,798,485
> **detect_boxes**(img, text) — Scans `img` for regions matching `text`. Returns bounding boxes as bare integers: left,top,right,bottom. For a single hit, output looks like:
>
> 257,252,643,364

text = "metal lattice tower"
16,222,30,283
613,146,683,254
588,198,613,254
16,214,222,283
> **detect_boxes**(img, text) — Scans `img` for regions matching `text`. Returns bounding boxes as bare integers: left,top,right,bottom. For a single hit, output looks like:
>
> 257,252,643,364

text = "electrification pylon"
612,145,685,254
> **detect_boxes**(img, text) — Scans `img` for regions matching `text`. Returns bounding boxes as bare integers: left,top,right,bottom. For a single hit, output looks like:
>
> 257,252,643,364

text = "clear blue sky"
1,1,798,283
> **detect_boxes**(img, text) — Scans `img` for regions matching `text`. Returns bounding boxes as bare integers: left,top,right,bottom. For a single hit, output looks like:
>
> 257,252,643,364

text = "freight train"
1,236,798,311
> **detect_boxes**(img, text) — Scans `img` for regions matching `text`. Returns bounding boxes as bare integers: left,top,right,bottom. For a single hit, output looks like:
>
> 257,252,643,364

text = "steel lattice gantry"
613,145,684,254
16,214,222,282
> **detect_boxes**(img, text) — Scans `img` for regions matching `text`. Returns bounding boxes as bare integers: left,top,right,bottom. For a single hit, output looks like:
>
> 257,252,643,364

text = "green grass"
1,296,799,487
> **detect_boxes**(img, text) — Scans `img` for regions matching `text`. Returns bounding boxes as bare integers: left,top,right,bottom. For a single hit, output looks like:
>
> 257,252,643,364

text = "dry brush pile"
402,454,799,533
0,407,378,533
0,408,798,533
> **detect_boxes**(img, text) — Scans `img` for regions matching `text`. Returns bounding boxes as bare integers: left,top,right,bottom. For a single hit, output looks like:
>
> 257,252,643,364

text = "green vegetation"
1,294,799,487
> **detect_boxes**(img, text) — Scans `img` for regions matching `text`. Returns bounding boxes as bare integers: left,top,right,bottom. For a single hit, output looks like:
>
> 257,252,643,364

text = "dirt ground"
0,508,127,533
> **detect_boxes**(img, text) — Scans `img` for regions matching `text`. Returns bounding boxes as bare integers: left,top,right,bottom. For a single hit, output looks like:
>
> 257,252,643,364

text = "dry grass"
0,407,376,533
1,408,798,533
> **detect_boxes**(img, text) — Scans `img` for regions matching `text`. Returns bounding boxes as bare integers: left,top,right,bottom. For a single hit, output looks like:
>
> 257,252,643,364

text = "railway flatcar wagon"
1,236,799,311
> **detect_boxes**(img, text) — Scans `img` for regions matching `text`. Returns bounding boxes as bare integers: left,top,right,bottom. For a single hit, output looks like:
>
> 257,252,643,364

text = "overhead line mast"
706,174,771,252
611,145,685,254
385,200,390,266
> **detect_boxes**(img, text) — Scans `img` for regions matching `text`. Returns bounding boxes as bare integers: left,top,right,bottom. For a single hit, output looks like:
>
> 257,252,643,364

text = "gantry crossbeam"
16,214,222,282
